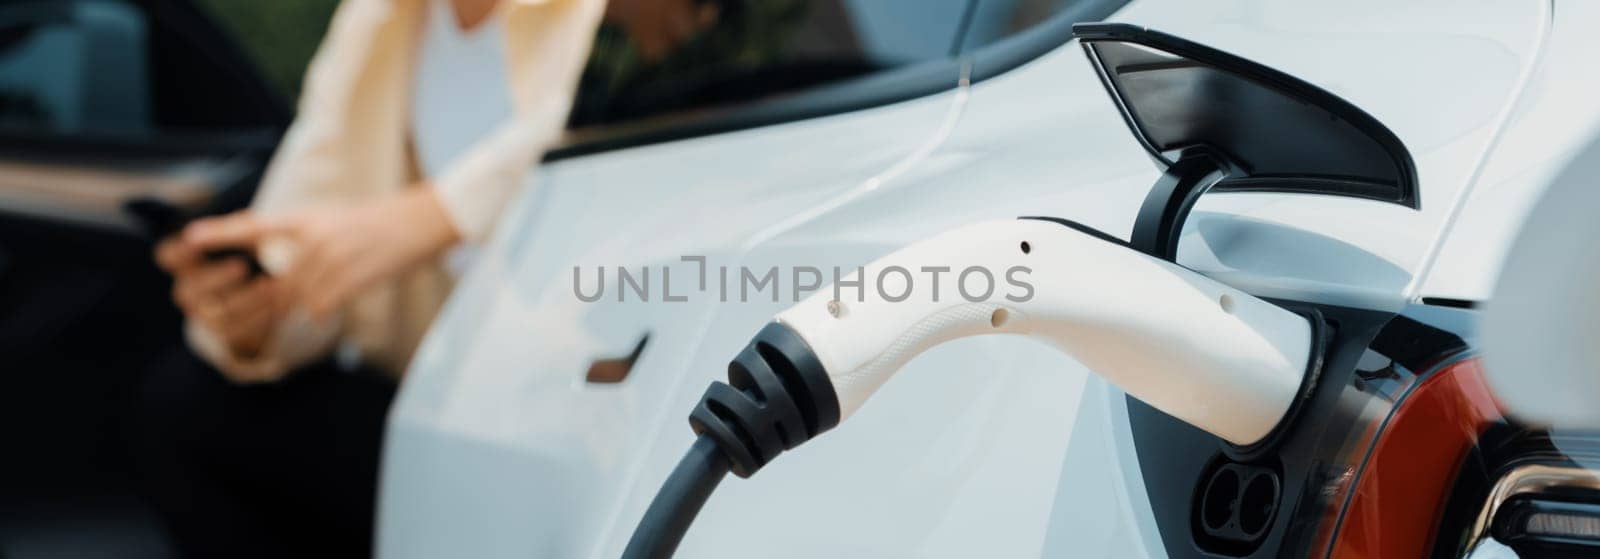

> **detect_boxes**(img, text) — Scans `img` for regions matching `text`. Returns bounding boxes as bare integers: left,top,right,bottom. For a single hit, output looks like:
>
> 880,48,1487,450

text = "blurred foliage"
190,0,817,125
585,0,807,85
570,0,811,126
194,0,341,103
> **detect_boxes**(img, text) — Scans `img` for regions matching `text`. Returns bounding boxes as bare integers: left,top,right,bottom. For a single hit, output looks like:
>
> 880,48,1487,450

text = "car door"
380,1,1137,556
0,0,286,552
381,0,994,555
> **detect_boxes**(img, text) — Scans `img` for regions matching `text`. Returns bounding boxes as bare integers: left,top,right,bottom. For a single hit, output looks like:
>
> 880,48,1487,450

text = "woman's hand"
156,238,283,362
185,187,461,320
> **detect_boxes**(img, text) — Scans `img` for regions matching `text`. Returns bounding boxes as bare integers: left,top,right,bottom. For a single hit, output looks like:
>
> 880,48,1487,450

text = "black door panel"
0,0,285,555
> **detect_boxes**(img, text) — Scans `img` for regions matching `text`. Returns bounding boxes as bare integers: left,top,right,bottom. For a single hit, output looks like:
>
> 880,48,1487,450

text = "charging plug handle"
622,323,842,559
687,322,840,478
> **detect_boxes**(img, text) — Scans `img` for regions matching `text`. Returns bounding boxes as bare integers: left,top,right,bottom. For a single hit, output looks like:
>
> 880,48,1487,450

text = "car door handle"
586,333,650,383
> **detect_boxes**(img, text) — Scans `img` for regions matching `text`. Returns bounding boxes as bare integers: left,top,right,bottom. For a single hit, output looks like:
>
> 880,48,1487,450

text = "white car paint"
380,85,966,558
379,0,1595,557
1418,0,1600,301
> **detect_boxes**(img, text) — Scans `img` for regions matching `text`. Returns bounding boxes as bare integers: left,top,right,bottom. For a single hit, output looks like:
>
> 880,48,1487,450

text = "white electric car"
376,1,1600,558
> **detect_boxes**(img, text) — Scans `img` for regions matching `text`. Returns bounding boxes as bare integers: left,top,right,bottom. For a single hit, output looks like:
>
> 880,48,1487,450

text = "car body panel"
0,1,285,555
1418,0,1600,302
1105,0,1548,310
380,89,964,557
379,1,1566,557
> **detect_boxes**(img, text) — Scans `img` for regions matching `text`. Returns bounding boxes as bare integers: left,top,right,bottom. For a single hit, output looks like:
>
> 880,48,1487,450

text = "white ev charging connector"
622,217,1316,559
781,218,1311,444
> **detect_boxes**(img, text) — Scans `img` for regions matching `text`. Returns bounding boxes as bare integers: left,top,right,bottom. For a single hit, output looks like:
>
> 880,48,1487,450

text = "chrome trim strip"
0,156,245,231
1464,464,1600,556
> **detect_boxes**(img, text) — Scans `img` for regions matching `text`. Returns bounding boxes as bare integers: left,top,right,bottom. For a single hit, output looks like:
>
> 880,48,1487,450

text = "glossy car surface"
381,0,1600,557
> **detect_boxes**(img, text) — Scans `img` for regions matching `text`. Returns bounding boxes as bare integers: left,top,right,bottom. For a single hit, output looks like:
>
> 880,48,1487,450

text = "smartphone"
124,197,266,276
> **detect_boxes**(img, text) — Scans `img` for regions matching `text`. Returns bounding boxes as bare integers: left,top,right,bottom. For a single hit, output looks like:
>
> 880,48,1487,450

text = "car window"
0,0,287,144
958,0,1110,53
567,0,972,129
0,1,153,136
192,0,337,104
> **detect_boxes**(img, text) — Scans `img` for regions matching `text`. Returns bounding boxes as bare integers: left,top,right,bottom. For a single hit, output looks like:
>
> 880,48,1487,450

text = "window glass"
568,0,972,129
0,1,152,136
4,0,987,140
0,0,287,142
958,0,1103,52
192,0,338,103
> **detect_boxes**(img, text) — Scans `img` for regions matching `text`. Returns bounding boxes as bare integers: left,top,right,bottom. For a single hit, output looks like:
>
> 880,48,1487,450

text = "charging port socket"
1195,460,1282,555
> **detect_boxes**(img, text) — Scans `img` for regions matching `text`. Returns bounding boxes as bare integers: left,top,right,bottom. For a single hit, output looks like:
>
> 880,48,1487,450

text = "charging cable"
621,217,1315,558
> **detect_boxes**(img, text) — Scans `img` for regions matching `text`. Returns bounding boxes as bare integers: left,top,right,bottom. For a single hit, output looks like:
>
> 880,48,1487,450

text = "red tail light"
1328,357,1503,558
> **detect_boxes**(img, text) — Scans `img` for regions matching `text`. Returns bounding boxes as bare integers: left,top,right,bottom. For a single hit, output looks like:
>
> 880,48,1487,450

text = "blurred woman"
136,0,712,556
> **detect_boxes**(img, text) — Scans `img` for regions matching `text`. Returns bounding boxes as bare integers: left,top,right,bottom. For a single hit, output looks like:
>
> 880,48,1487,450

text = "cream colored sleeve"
431,0,606,242
431,120,555,242
185,0,420,379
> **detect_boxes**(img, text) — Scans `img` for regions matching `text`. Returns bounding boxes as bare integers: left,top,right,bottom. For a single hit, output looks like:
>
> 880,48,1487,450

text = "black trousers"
125,346,396,558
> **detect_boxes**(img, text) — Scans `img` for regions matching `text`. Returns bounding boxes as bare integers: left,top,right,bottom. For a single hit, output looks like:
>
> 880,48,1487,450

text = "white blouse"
412,0,515,178
413,0,516,273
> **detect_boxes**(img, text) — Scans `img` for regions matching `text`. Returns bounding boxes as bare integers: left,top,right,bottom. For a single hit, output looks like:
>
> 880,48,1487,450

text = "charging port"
1195,461,1281,555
